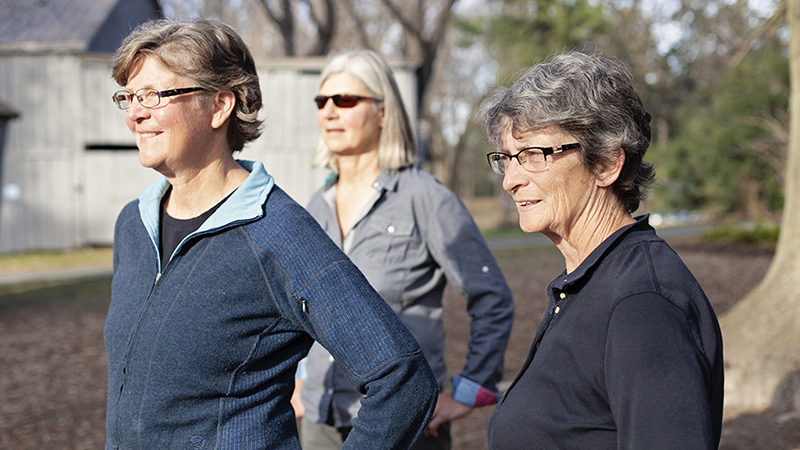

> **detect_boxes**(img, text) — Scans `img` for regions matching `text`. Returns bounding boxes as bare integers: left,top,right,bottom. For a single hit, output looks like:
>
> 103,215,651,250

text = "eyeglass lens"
112,87,205,110
487,143,581,175
488,150,546,175
113,89,160,110
314,94,370,109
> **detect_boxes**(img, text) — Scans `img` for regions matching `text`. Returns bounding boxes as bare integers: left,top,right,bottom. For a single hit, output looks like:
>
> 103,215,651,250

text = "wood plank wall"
0,54,417,253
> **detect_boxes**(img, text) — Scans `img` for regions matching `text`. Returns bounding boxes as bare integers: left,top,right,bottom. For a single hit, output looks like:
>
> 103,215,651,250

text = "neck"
164,154,248,219
336,150,381,186
549,193,635,273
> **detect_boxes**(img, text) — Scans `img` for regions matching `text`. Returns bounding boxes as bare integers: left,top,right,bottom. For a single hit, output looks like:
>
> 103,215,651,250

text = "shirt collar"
322,166,407,195
550,214,653,291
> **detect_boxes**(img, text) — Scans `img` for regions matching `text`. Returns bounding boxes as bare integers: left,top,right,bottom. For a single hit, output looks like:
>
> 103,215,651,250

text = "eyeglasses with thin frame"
487,143,581,175
314,94,379,109
112,87,206,110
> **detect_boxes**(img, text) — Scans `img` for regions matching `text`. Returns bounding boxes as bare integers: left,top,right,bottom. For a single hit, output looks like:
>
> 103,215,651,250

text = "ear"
211,90,236,130
596,148,626,188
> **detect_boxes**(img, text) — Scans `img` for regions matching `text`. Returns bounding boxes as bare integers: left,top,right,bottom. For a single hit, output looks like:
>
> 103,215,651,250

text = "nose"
319,99,338,118
502,157,527,195
126,99,150,123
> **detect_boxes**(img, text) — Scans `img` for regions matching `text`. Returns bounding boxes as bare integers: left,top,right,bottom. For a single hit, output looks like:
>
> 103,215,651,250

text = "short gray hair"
481,51,654,213
312,50,417,172
112,18,263,152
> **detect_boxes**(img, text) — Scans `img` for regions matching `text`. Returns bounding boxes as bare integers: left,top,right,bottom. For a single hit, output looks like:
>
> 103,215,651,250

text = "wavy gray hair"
481,51,654,213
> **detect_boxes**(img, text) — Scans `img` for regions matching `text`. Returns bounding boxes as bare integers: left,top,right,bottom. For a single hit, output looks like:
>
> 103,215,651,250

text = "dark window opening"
86,144,138,151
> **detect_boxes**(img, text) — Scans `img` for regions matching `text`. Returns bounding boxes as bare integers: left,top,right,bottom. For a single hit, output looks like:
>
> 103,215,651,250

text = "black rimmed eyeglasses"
112,87,206,110
314,94,379,109
487,143,581,175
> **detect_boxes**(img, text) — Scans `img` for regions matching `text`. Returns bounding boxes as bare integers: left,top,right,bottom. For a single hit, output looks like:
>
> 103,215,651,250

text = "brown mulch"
0,237,797,449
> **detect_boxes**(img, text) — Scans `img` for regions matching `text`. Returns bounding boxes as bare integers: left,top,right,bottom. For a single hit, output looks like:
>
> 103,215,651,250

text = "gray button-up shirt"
300,166,514,427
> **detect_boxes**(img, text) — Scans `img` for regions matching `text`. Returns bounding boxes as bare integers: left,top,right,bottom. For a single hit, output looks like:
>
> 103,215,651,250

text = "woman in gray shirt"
296,50,514,450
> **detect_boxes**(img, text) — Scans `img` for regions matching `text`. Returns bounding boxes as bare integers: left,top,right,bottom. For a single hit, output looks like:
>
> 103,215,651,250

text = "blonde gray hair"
312,50,417,172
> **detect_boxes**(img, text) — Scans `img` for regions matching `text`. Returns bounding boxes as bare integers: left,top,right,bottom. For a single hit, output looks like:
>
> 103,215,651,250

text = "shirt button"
481,265,489,273
555,306,561,314
387,225,396,234
559,293,566,300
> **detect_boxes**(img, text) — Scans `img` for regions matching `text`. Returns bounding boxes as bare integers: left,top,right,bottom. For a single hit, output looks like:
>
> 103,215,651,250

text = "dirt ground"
1,236,798,449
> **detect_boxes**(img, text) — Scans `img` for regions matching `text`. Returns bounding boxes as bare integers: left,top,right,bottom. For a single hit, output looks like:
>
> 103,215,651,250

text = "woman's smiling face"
123,57,214,176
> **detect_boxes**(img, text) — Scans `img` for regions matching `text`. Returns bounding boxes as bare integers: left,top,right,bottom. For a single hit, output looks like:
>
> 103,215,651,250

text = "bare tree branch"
380,0,458,103
340,0,374,51
257,0,295,55
380,0,423,37
730,2,786,69
307,0,335,56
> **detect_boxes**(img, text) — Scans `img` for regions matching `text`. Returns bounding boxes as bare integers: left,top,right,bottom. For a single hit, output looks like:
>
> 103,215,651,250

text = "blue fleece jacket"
104,160,437,450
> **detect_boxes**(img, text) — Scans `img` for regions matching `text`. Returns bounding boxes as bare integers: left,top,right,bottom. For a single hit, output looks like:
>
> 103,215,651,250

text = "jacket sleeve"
294,260,439,449
605,293,718,450
419,188,515,407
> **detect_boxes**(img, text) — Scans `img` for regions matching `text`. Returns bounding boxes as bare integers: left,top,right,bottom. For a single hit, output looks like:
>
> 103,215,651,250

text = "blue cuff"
295,358,307,380
451,375,500,407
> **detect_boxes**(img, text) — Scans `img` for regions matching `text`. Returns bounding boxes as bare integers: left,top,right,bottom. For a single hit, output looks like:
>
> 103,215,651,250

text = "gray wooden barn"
0,0,419,253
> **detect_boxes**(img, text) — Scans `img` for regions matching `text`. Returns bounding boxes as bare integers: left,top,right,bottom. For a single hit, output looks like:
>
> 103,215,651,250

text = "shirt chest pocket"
361,216,418,263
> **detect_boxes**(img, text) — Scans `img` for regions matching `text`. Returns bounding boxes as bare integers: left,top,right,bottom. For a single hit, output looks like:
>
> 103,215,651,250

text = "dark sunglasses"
314,94,378,109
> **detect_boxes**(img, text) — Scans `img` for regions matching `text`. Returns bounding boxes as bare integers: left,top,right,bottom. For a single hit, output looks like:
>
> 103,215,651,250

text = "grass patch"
0,247,112,274
481,225,528,239
0,276,112,312
702,220,780,245
491,240,563,260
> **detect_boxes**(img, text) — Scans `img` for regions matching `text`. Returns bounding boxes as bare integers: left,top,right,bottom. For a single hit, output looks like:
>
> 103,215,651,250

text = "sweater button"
555,306,561,314
559,292,566,300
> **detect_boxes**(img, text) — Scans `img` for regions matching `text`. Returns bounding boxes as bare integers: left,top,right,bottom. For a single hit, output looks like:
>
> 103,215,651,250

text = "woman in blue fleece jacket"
104,18,437,450
480,52,724,449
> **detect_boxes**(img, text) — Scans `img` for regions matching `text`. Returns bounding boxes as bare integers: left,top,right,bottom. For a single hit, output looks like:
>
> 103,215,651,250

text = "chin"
519,221,539,234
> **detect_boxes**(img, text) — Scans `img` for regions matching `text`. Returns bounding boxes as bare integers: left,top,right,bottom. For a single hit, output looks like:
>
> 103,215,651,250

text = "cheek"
124,112,137,132
316,111,326,131
551,172,592,216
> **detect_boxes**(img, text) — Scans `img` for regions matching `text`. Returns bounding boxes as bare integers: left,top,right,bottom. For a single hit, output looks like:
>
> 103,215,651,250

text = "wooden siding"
0,54,83,252
0,55,417,253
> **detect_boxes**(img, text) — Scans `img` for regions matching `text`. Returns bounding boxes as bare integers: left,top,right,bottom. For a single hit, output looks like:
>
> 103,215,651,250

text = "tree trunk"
720,0,800,413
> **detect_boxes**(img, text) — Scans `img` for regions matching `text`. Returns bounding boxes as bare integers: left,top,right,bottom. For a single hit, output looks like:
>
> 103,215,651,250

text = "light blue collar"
138,159,274,270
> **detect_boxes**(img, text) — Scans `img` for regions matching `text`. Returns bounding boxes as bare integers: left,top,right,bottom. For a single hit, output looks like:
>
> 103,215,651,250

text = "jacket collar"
138,159,275,260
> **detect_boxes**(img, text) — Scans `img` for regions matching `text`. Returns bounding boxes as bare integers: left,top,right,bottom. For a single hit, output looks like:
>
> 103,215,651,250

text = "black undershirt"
159,189,232,270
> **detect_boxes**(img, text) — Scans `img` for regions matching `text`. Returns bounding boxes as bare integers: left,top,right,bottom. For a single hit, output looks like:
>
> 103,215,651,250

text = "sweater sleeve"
605,293,717,450
250,187,438,449
419,187,514,406
294,260,439,449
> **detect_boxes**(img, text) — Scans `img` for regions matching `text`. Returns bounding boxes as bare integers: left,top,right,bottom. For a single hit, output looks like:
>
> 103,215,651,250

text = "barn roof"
0,0,161,54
